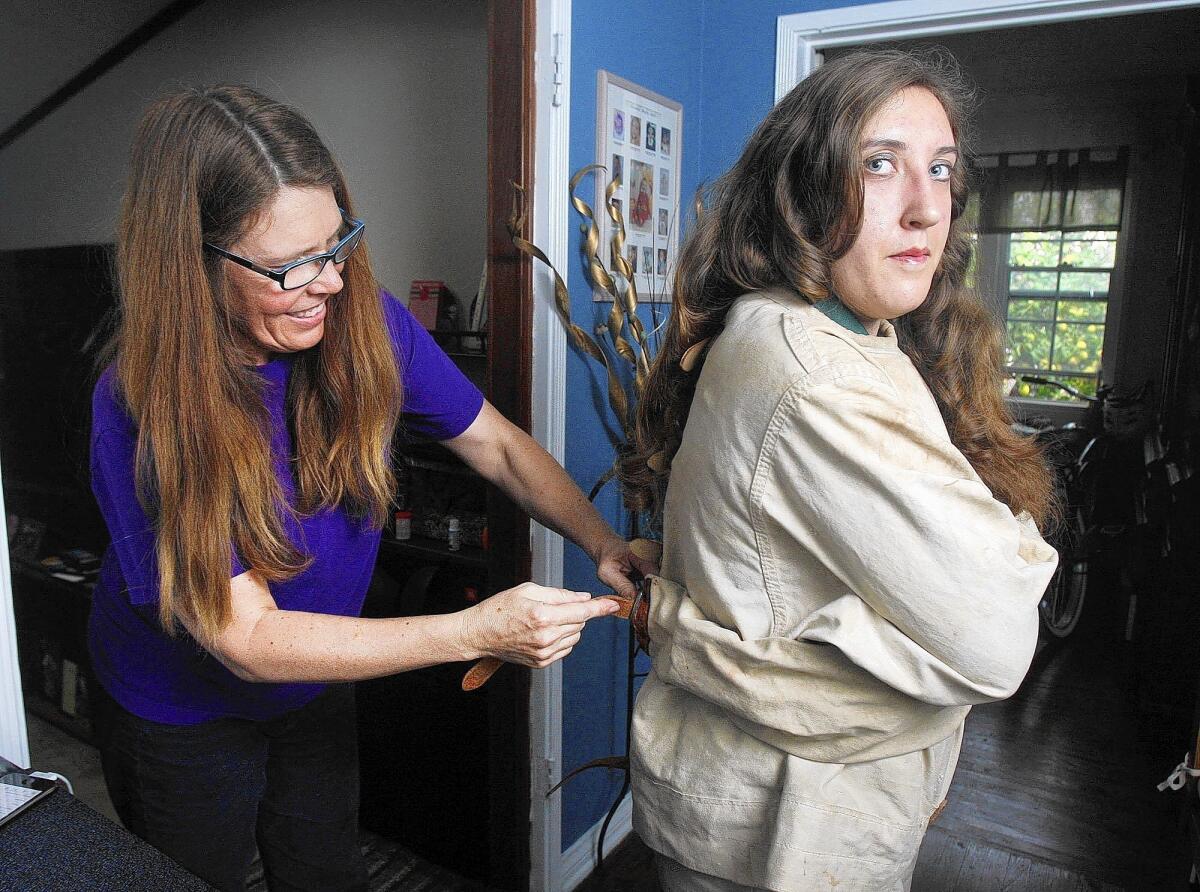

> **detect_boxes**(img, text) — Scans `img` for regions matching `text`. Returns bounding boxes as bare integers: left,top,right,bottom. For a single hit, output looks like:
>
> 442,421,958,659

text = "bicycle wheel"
1040,507,1088,637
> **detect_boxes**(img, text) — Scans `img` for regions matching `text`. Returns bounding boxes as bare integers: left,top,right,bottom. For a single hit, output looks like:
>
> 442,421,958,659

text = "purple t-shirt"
87,291,484,724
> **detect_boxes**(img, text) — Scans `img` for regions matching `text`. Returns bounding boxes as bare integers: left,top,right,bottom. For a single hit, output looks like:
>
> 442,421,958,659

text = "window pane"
1062,237,1116,269
963,194,980,231
1010,270,1058,293
1059,271,1109,296
1007,298,1055,321
1009,236,1060,268
1006,321,1052,368
1051,323,1104,373
965,233,978,289
1057,300,1107,323
1011,191,1061,229
1011,230,1063,241
1064,188,1122,228
1058,375,1099,400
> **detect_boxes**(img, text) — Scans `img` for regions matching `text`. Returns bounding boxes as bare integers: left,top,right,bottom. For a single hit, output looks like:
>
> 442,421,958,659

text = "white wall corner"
529,0,571,889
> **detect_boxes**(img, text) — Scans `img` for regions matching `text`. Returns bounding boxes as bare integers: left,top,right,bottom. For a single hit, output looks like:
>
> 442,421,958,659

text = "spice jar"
393,510,412,541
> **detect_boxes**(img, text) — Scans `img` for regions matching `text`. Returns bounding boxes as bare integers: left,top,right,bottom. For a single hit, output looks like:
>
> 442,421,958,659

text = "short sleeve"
91,370,244,608
381,291,485,441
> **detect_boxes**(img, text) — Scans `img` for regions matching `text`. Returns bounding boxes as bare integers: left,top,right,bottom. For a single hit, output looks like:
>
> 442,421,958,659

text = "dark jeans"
94,684,368,892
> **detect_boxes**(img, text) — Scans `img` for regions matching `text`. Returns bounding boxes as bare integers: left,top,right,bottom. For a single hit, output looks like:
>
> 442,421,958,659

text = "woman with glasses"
88,84,652,892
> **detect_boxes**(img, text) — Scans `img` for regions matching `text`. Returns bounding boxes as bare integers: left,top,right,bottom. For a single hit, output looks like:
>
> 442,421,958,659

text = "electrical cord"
30,771,74,794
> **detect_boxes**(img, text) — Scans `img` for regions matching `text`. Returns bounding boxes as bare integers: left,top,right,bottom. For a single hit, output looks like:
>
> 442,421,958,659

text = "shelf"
11,559,95,599
380,535,488,568
429,329,487,356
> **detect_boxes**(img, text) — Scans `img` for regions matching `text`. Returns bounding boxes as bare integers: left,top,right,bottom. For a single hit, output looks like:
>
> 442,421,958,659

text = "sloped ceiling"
0,0,181,137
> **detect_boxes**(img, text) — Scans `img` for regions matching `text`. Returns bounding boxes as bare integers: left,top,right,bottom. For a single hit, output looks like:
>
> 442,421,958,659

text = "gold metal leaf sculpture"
507,165,668,443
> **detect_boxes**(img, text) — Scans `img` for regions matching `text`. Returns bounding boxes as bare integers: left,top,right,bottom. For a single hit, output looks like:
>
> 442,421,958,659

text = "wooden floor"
577,597,1194,891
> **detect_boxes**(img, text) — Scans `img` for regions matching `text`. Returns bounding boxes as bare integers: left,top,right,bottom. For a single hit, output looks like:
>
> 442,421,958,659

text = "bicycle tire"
1040,507,1088,637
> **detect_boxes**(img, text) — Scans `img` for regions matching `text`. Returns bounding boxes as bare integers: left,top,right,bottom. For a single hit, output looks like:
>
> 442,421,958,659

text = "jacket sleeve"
759,371,1058,707
649,575,971,764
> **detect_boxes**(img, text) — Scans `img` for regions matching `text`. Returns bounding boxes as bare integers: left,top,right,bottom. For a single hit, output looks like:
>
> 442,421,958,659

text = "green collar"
814,294,869,336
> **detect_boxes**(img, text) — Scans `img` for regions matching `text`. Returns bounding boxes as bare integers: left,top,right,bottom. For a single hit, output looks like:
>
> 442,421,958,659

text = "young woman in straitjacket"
620,49,1058,892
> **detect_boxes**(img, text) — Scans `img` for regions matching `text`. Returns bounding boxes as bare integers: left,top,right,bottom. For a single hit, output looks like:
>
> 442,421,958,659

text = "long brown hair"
109,85,401,644
621,48,1054,528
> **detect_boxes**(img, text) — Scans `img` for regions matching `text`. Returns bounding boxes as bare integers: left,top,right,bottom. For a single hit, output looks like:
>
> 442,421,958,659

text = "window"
974,148,1128,402
1004,229,1116,399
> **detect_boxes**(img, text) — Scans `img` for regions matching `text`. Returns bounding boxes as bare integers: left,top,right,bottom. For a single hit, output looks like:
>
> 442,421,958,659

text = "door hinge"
552,33,564,108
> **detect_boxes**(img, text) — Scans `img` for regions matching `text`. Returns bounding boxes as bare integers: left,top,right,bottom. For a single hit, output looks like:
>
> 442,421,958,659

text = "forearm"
226,609,480,684
490,435,619,563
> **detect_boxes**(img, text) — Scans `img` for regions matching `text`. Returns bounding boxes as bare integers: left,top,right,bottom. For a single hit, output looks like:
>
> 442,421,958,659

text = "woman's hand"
460,583,621,668
592,534,660,599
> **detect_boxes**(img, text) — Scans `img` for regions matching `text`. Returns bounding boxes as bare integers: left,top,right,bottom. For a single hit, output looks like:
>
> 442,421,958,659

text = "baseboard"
561,793,633,891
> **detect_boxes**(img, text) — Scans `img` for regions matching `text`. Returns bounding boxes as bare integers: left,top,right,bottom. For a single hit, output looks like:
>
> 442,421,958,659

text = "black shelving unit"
380,534,488,568
9,560,98,746
357,362,503,885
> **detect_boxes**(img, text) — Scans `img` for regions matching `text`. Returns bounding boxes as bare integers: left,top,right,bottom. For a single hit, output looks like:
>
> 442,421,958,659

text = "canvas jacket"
630,289,1059,891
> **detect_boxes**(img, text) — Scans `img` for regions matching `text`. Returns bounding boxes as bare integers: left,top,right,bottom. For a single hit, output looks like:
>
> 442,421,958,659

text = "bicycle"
1015,377,1125,636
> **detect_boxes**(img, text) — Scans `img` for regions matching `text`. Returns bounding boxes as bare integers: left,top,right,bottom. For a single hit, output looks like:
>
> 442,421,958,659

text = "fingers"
524,584,594,605
596,545,659,599
543,597,621,625
532,630,583,668
631,555,660,578
475,583,621,673
600,566,639,599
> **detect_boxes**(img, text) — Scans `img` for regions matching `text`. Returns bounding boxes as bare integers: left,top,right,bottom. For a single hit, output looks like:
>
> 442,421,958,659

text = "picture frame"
596,71,683,303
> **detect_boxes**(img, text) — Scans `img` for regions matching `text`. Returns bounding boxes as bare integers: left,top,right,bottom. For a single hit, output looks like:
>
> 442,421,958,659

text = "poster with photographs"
597,71,682,302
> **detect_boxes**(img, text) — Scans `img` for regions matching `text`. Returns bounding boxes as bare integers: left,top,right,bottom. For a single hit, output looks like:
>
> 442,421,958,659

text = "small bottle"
394,510,412,541
447,516,461,551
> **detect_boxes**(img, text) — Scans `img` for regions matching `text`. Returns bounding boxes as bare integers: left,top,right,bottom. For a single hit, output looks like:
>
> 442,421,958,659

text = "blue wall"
560,0,877,850
696,0,879,178
560,0,706,849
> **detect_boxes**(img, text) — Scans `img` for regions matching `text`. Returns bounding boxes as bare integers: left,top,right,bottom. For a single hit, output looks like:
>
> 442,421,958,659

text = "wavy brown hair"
621,48,1054,528
108,85,401,645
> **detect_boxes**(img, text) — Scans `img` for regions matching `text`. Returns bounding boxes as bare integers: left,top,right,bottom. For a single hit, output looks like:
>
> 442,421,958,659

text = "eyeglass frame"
203,210,365,291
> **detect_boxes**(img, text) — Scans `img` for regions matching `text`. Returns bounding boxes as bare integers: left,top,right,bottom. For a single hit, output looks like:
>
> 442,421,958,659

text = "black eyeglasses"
204,211,365,290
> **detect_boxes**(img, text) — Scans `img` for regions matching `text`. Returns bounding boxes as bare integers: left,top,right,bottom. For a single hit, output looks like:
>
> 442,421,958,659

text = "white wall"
0,0,488,308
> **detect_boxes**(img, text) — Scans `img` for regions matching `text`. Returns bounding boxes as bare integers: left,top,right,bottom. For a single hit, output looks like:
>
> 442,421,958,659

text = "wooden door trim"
486,0,535,887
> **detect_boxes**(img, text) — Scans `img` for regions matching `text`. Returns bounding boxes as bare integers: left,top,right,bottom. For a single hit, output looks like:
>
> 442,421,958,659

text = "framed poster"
596,71,682,302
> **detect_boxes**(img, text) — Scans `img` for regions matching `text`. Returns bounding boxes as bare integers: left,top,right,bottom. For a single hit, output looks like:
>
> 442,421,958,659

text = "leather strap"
461,584,652,691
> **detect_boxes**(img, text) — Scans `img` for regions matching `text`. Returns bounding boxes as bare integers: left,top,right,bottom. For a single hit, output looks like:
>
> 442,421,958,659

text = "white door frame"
776,0,1200,97
529,0,570,888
